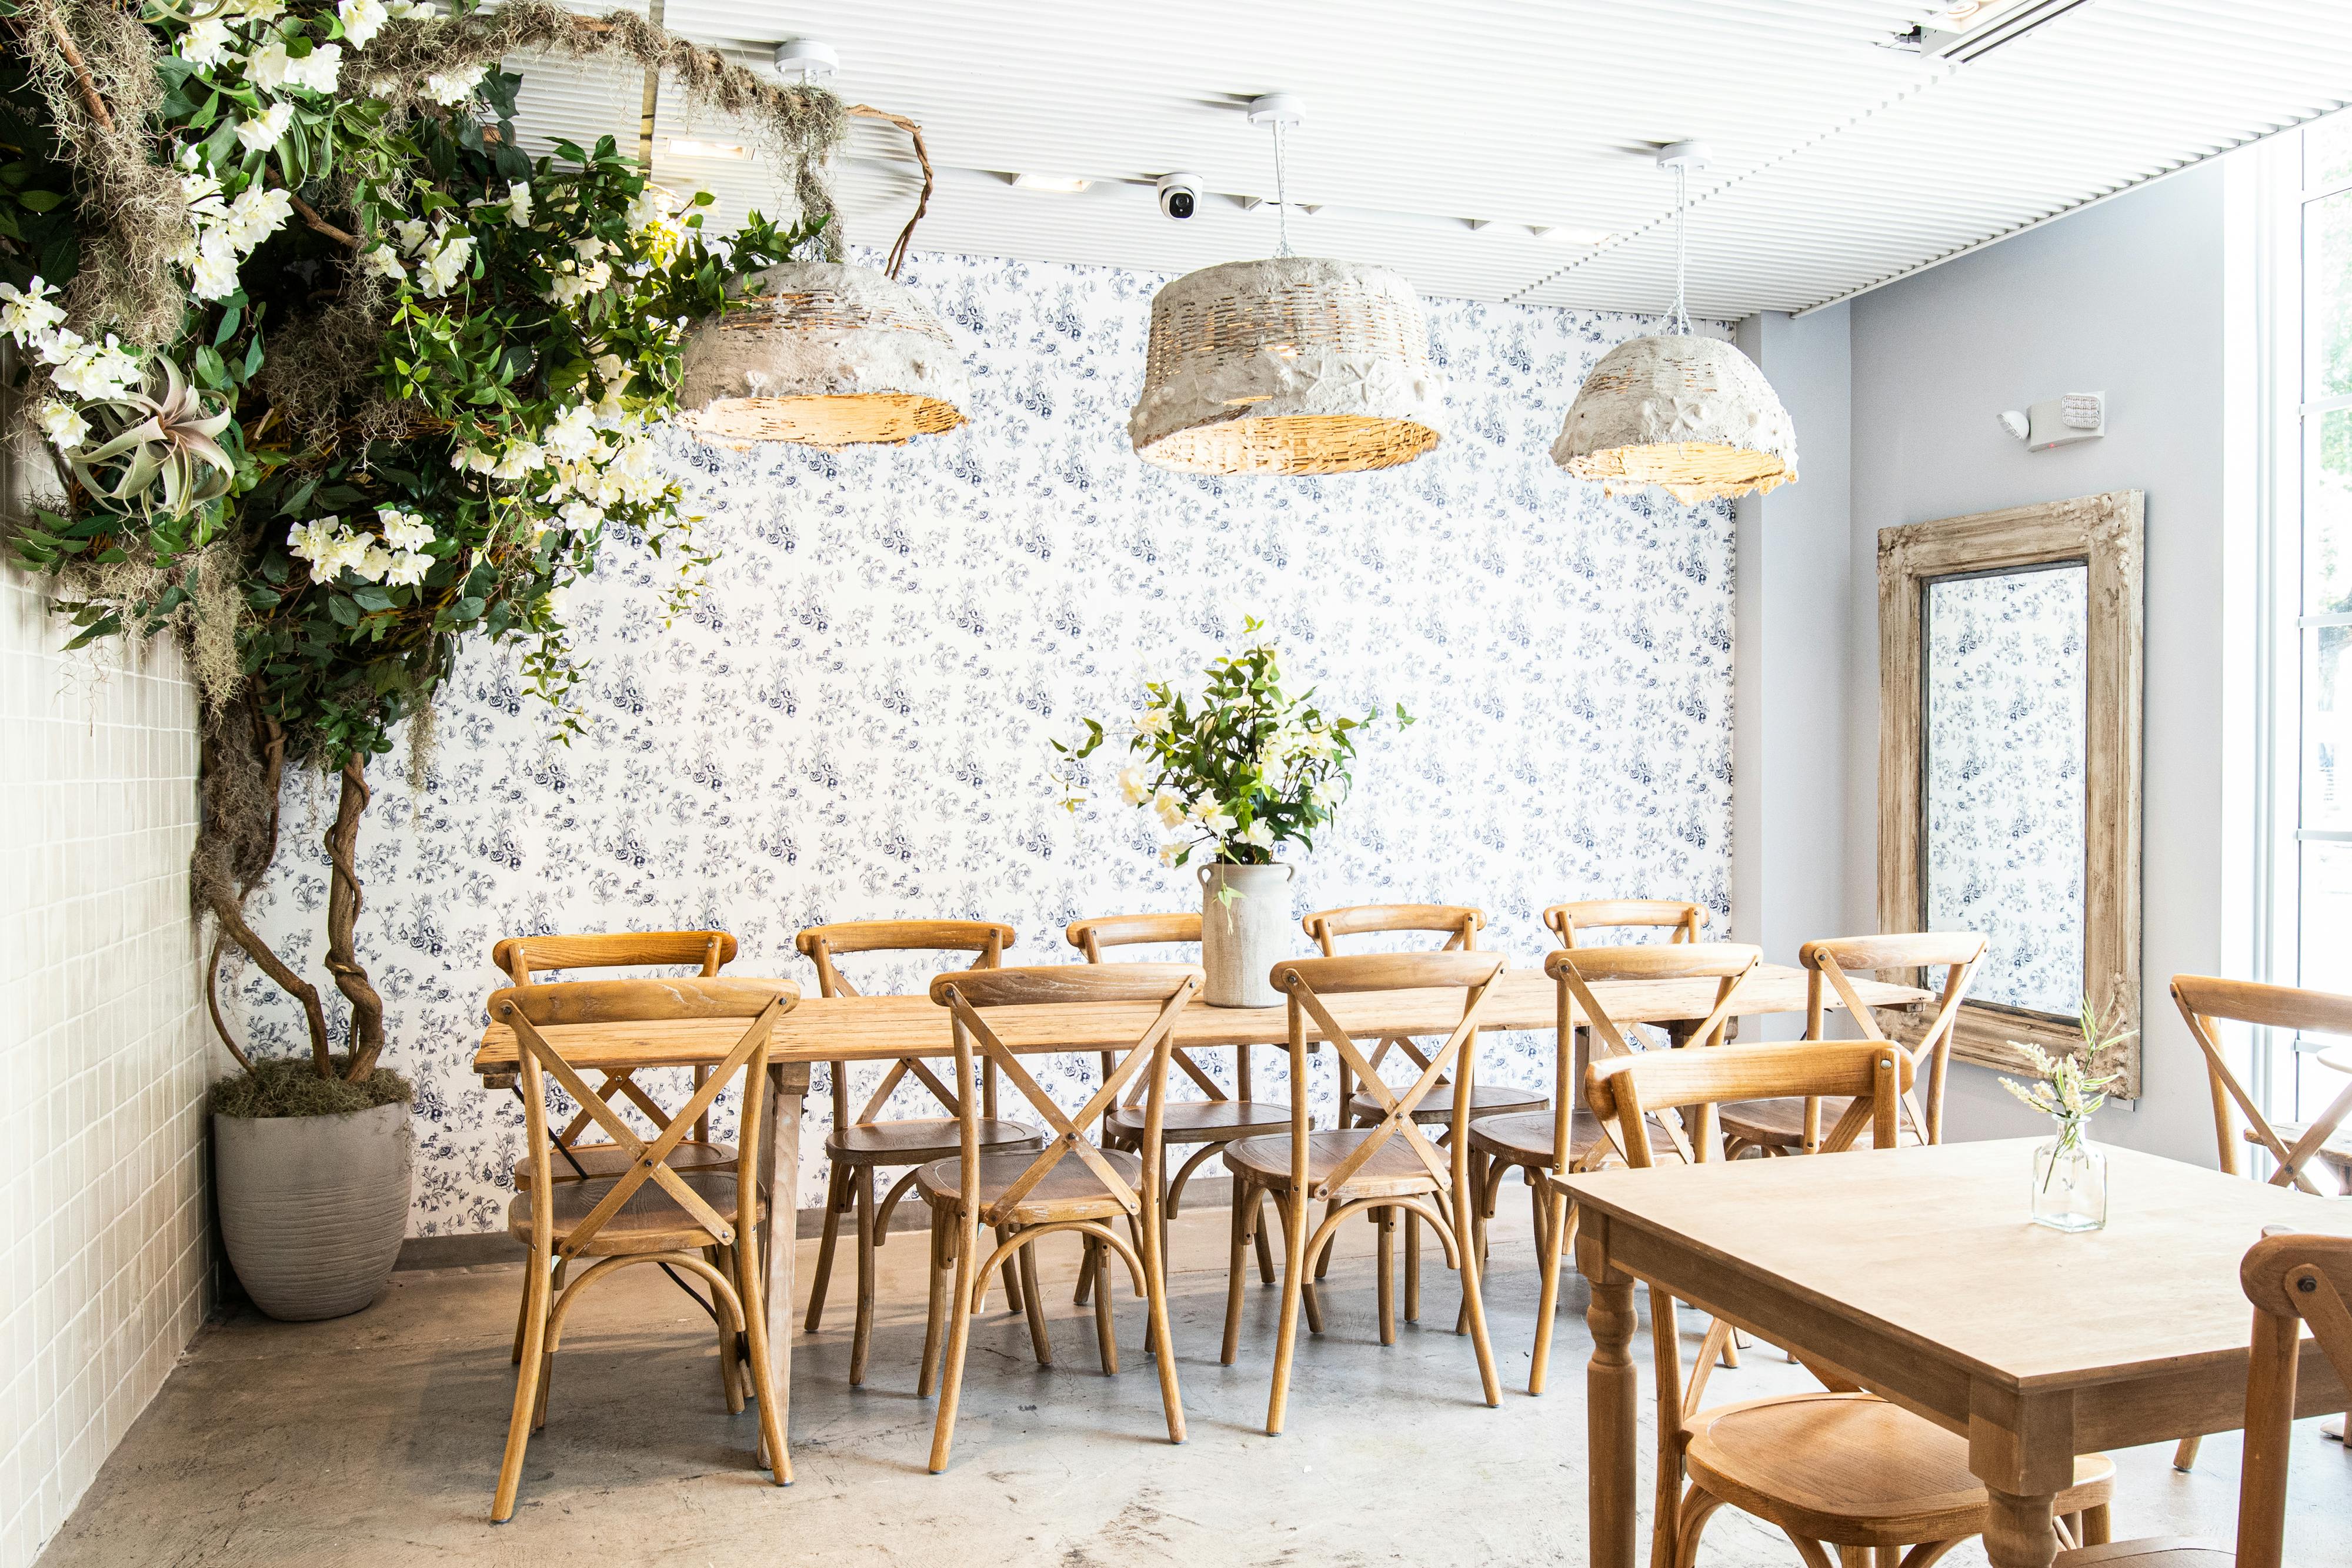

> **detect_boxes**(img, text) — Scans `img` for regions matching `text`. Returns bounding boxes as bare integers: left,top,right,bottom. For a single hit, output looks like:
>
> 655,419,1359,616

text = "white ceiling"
505,1,2352,317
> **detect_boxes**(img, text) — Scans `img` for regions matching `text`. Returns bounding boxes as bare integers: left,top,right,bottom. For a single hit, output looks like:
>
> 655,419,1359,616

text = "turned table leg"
1582,1225,1638,1568
762,1063,809,1434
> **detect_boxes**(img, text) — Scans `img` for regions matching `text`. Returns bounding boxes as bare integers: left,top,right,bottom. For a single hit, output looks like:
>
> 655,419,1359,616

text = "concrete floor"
33,1184,2348,1567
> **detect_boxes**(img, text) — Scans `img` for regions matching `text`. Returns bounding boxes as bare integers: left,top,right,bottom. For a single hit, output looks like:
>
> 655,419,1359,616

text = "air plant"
2002,995,2134,1160
66,358,236,518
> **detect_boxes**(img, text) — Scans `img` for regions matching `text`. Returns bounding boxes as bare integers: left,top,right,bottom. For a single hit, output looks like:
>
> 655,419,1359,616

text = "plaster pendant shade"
1550,332,1798,503
1127,256,1446,475
675,261,970,447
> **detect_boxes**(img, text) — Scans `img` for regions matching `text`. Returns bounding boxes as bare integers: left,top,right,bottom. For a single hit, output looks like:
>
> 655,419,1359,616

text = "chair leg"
2171,1435,2202,1472
529,1258,566,1433
1089,1237,1119,1374
1223,1178,1254,1366
918,1205,950,1399
995,1223,1025,1316
1404,1206,1422,1326
850,1169,878,1386
1138,1182,1187,1446
1671,1487,1727,1568
1377,1207,1398,1345
1018,1234,1053,1366
735,1230,792,1487
491,1254,553,1522
1530,1186,1577,1396
1266,1188,1311,1436
1314,1197,1339,1280
805,1162,848,1332
1454,1176,1500,1407
1278,1196,1325,1335
2081,1504,2110,1547
1253,1186,1276,1284
929,1212,980,1474
713,1243,745,1414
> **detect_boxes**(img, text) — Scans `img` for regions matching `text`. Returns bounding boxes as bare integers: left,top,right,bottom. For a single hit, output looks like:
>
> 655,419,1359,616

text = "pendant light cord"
1667,159,1692,336
1272,119,1293,259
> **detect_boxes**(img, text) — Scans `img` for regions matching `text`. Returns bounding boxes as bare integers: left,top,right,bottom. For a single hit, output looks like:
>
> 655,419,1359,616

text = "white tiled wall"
0,569,210,1568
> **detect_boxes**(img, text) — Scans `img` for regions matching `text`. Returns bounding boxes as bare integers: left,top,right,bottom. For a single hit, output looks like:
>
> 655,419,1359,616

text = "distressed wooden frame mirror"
1877,489,2144,1094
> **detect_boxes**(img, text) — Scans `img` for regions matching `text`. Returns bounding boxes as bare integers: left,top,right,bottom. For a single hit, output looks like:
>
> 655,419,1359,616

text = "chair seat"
1225,1129,1444,1201
1686,1392,2115,1547
2054,1542,2231,1568
1468,1109,1678,1167
512,1139,734,1189
828,1116,1044,1164
916,1147,1143,1226
2241,1119,2352,1173
1719,1095,1923,1152
1347,1080,1545,1125
507,1169,760,1257
1106,1099,1294,1143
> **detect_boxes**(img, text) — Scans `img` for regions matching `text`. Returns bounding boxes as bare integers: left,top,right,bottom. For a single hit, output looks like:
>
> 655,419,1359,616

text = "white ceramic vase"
1198,861,1297,1007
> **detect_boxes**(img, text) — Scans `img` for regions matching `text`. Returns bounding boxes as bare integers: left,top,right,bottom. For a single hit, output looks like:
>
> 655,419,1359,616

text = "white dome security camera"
1157,173,1203,220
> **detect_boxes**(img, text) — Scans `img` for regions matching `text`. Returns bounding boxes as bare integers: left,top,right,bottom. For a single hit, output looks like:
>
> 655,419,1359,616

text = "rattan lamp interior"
1127,95,1445,476
1553,143,1797,503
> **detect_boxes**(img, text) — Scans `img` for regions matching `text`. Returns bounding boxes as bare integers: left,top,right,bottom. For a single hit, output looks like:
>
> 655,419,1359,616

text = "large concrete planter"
1199,861,1297,1008
214,1101,413,1322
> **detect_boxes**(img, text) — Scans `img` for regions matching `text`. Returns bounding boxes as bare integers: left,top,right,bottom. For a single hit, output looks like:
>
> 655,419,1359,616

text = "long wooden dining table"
471,960,1929,1435
1563,1137,2352,1568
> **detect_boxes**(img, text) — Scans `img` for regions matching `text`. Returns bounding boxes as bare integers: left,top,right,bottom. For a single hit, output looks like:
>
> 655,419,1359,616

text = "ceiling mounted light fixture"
1552,142,1796,505
1127,92,1444,476
676,49,969,449
1011,172,1092,193
666,137,749,160
1534,224,1613,246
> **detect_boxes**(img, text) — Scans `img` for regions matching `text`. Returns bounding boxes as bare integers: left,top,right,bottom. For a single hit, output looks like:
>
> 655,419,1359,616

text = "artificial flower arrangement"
2,0,838,1097
1055,619,1410,870
2000,996,2134,1151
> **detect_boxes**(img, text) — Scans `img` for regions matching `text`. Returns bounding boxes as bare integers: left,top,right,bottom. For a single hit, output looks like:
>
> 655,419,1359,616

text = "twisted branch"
846,104,933,280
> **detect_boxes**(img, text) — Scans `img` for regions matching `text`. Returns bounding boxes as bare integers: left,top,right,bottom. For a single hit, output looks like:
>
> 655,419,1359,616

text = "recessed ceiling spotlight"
1011,173,1092,194
1534,225,1614,246
667,138,750,160
774,39,839,84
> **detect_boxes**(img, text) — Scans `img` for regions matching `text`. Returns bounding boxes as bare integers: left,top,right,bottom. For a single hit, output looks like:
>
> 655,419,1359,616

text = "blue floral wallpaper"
219,249,1736,1234
1924,564,2087,1015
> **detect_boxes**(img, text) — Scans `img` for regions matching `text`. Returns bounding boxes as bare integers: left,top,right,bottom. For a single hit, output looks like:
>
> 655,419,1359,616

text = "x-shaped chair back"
797,920,1015,1132
1065,914,1244,1112
1543,899,1706,948
928,964,1202,1225
494,978,794,1259
1302,904,1484,1101
2233,1231,2352,1566
1548,942,1760,1167
492,930,738,1163
2174,974,2352,1196
1272,950,1503,1202
1586,1039,1913,1173
1801,932,1984,1146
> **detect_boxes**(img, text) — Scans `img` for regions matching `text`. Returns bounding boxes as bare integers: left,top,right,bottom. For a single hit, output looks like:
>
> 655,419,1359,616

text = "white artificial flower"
244,41,294,90
1192,801,1236,836
37,400,88,452
1136,707,1168,736
380,549,432,588
337,0,388,48
180,17,238,67
1152,789,1186,830
286,516,353,576
1157,843,1181,868
351,544,396,583
423,63,487,106
1237,819,1277,850
452,444,495,474
543,582,574,618
593,352,628,386
236,0,288,21
287,43,342,94
377,508,433,550
235,101,295,154
503,181,532,227
393,218,431,253
359,243,405,280
625,185,673,231
572,235,608,263
539,402,598,461
1117,767,1150,806
557,499,605,532
0,276,66,344
178,169,229,226
416,232,474,297
386,0,436,17
222,186,294,252
188,229,241,301
48,334,142,401
35,326,82,367
489,441,545,481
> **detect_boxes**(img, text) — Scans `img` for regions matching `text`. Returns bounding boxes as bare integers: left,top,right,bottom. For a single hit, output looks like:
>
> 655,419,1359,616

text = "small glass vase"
2031,1125,2109,1232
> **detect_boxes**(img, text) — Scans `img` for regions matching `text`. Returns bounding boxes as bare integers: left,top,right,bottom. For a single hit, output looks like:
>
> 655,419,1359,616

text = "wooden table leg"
1980,1489,2060,1568
1580,1224,1638,1568
762,1063,809,1433
1969,1389,2072,1568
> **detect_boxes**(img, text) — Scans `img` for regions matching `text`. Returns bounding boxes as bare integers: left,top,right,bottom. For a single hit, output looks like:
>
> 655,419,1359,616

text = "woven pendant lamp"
676,98,969,448
1553,144,1796,503
1128,96,1444,475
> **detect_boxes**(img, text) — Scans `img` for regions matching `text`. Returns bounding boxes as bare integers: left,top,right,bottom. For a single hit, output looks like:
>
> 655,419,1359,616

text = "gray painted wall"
1843,161,2251,1163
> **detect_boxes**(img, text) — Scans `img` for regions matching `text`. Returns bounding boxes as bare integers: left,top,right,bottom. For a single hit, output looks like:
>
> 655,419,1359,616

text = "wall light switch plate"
2026,391,2104,450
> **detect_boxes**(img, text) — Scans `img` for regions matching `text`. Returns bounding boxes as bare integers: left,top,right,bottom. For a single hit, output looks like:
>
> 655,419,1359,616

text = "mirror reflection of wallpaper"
218,248,1737,1234
1923,565,2087,1015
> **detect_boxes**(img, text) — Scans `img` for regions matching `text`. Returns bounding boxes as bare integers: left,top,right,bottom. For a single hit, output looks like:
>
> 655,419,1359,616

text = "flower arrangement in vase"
1056,619,1408,1005
2001,997,2134,1232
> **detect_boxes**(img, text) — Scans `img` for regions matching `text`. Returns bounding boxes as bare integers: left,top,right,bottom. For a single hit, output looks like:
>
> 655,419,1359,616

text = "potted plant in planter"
4,2,839,1317
1057,619,1409,1006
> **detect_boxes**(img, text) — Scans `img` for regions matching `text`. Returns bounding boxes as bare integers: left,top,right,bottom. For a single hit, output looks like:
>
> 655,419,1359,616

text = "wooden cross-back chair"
1717,931,1985,1159
1543,898,1707,948
1221,950,1506,1435
1492,942,1758,1396
917,963,1201,1473
1585,1037,2118,1568
1066,912,1287,1305
794,919,1045,1387
2166,974,2352,1474
2059,1231,2352,1568
491,977,795,1522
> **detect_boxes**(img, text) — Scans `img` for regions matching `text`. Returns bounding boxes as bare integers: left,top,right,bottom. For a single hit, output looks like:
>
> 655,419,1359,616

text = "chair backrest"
1547,943,1762,1166
494,930,736,984
2174,975,2352,1196
928,965,1202,1223
1270,950,1504,1199
1066,913,1201,960
492,978,796,1257
795,920,1016,1132
1543,900,1705,948
1584,1038,1913,1170
1800,932,1984,1145
2234,1231,2352,1566
1301,903,1482,956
